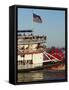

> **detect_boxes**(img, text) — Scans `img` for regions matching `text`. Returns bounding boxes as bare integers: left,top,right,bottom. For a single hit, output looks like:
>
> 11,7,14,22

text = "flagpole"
32,9,34,33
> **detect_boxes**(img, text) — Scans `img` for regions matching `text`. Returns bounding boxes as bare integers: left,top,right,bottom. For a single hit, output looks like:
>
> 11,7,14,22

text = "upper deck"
17,30,47,45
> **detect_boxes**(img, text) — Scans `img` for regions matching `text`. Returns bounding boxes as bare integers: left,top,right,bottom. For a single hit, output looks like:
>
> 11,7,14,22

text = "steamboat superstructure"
17,30,47,70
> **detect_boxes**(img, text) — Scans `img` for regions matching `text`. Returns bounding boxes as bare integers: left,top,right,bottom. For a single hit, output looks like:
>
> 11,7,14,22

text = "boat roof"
18,30,33,33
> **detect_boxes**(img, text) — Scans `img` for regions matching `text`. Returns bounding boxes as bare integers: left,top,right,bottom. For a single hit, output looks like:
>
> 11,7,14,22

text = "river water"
17,69,65,82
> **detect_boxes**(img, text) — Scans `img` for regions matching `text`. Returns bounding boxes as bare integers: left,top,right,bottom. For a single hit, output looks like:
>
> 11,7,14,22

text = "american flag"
33,13,42,23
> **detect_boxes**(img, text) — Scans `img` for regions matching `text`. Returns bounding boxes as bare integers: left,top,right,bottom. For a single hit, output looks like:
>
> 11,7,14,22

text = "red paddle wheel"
50,48,65,61
43,48,65,62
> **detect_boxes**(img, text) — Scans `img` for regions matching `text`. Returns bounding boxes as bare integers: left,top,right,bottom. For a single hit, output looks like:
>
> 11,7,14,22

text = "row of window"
18,36,46,40
18,60,33,65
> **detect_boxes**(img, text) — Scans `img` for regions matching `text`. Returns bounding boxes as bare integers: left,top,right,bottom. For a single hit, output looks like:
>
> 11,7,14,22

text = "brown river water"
17,69,65,82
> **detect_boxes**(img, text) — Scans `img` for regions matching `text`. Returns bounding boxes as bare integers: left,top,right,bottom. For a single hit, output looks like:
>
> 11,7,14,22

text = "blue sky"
18,8,65,48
